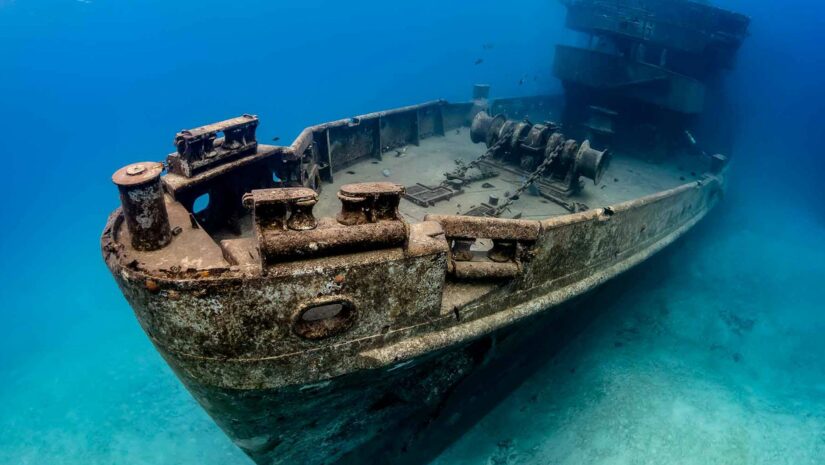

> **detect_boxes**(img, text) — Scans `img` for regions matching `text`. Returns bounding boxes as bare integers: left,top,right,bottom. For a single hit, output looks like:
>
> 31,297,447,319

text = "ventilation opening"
193,193,210,214
293,300,356,340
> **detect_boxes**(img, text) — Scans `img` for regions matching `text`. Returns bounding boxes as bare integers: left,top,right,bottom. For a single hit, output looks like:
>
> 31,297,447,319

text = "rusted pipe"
260,222,407,262
452,260,520,279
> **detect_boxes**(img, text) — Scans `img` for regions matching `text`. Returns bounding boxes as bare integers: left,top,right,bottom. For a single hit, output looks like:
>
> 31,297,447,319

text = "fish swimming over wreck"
101,1,749,463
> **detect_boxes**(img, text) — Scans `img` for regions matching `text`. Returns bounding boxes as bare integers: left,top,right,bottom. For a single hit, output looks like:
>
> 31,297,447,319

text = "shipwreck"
101,1,749,463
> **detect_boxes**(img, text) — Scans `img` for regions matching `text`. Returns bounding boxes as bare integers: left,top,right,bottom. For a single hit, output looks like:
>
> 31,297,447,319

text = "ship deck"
208,129,707,247
313,130,706,221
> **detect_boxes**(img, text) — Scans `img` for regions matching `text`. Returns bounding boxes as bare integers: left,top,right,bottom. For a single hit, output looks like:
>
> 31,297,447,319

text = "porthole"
293,300,356,341
193,193,210,214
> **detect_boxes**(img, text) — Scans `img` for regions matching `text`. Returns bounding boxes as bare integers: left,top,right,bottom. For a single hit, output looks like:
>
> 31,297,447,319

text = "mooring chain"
491,144,561,217
442,125,514,184
442,139,502,184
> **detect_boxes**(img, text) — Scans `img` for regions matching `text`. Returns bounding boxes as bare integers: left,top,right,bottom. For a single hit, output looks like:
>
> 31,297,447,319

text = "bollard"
112,162,172,251
336,183,404,225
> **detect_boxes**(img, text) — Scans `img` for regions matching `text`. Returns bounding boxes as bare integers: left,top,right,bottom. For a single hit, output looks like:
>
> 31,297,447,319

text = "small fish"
482,43,495,50
272,137,280,142
518,78,524,86
474,58,484,65
455,129,461,135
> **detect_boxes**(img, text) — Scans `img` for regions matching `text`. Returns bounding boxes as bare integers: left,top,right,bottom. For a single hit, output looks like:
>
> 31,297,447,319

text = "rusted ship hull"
103,164,722,464
101,0,747,461
165,285,601,465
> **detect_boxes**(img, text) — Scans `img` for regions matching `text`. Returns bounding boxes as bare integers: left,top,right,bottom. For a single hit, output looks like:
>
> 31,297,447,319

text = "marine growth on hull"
101,1,748,463
106,82,728,343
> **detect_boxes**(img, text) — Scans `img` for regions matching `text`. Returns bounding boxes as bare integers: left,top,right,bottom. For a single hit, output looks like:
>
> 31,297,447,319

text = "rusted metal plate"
441,102,475,130
329,118,381,170
425,214,541,241
564,0,749,60
403,184,460,207
176,114,258,139
553,45,705,114
168,114,259,177
417,104,445,138
379,110,419,151
489,95,562,123
339,182,404,197
462,203,497,217
162,144,283,196
244,187,317,203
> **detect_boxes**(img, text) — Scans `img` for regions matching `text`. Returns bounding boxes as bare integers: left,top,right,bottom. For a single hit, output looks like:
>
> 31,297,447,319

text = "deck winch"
470,111,610,188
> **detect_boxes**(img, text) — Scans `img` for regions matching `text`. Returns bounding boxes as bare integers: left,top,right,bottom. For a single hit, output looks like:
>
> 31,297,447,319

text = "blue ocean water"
0,0,823,464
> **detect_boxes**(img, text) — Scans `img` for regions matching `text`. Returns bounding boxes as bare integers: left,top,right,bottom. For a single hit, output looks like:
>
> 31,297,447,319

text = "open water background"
0,0,823,463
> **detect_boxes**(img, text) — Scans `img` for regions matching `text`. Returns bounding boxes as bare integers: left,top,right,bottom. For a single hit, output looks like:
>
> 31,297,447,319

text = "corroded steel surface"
112,162,171,251
169,114,259,177
102,90,727,465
